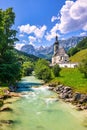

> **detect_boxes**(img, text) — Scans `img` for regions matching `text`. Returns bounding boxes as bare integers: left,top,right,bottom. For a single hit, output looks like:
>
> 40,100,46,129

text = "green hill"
14,49,39,62
68,37,87,56
70,49,87,62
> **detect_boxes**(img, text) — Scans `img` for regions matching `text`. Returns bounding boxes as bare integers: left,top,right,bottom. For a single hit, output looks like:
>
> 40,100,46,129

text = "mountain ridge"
20,36,85,59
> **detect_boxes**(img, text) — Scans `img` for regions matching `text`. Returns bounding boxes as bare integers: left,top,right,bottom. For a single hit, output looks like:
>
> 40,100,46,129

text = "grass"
70,49,87,62
0,84,9,96
50,68,87,93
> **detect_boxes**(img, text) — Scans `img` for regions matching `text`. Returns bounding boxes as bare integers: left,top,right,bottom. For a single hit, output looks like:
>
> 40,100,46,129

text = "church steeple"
54,36,59,55
55,35,58,42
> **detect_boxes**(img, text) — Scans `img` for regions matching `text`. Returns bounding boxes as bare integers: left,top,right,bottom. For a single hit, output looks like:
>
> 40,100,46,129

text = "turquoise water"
0,76,87,130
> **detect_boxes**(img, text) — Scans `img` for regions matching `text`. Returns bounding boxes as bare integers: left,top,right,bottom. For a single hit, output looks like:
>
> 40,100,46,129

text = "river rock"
0,107,13,112
10,92,21,97
79,94,87,104
56,85,63,91
0,100,3,107
0,120,14,125
73,92,81,101
64,86,71,91
83,105,87,109
48,83,57,87
50,83,87,110
65,98,73,102
48,87,54,90
59,93,69,99
3,95,12,100
76,106,83,111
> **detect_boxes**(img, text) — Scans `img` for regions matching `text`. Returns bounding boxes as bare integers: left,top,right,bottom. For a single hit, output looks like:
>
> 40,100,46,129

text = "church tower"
52,36,69,65
54,36,59,55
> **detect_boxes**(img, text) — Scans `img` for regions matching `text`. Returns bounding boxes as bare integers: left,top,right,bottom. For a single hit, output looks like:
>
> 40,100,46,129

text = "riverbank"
0,88,22,127
0,87,22,109
50,68,87,93
48,83,87,111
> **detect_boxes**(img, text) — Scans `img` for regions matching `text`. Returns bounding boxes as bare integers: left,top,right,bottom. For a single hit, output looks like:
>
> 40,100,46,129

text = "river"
0,76,87,130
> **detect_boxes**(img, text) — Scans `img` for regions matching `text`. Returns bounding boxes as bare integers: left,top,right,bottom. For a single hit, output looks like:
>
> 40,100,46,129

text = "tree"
41,67,51,82
0,8,21,85
34,59,51,82
0,8,18,57
79,59,87,78
68,47,78,56
0,50,22,84
52,64,61,77
22,61,34,76
0,62,21,84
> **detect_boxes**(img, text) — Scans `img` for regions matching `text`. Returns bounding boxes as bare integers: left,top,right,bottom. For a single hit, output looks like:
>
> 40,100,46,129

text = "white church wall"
58,63,78,68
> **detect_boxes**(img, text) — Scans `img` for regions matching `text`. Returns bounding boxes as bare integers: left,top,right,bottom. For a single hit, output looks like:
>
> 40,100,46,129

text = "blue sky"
0,0,87,49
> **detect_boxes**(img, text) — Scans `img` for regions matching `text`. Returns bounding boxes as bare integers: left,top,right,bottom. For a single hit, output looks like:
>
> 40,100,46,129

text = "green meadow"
50,68,87,93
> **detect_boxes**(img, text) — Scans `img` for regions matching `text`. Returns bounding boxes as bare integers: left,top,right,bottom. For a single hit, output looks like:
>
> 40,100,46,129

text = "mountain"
76,37,87,50
68,37,87,56
20,36,85,60
21,45,36,55
59,36,84,50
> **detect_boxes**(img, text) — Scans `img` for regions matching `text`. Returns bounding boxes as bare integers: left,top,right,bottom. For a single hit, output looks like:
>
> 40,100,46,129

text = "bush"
22,62,34,76
34,59,51,82
41,67,51,82
79,59,87,78
52,64,61,77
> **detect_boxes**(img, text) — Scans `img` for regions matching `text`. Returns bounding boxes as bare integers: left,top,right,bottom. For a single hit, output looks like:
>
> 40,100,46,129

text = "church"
52,36,78,68
52,36,69,65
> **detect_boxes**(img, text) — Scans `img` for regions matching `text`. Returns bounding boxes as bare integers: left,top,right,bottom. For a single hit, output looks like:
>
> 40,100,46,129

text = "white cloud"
28,36,36,42
58,0,87,33
51,16,58,22
80,32,87,36
83,24,87,31
51,15,60,22
34,25,47,39
22,40,27,43
19,34,24,37
45,32,57,41
45,23,60,41
28,36,36,46
18,24,47,39
15,43,25,50
51,23,59,33
18,24,36,34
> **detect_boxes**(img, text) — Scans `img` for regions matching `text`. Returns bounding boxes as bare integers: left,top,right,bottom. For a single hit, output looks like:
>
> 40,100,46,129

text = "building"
51,36,78,68
52,36,69,65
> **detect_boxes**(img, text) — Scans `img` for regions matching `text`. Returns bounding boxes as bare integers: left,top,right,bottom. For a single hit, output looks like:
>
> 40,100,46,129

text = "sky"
0,0,87,49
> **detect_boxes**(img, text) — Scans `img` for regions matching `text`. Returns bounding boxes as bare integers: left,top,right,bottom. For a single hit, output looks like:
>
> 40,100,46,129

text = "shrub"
34,59,51,82
52,64,61,77
79,59,87,78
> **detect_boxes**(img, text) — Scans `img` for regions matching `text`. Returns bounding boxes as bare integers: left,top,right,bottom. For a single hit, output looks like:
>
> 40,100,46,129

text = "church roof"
54,47,68,57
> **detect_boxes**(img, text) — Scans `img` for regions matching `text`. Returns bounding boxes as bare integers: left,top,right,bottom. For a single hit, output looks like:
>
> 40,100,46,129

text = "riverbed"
0,76,87,130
